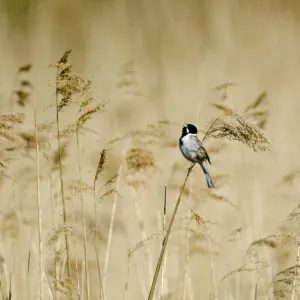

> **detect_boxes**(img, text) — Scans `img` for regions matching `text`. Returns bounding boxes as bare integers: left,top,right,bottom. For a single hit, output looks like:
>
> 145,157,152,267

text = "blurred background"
1,0,300,299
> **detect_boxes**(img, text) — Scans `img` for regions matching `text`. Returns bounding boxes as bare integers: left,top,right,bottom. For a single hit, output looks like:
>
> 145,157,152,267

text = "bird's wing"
195,137,211,165
205,150,211,165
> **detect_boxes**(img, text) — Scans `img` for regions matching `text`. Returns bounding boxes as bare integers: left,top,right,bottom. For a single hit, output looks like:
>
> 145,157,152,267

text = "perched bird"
179,123,214,188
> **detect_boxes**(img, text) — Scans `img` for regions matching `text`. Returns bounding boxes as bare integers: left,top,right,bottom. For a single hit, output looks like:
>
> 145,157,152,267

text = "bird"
179,123,214,188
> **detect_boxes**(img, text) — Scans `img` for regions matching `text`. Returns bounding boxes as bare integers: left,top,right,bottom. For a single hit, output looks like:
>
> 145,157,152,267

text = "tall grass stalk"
9,244,14,300
93,149,107,300
71,182,81,298
33,89,43,300
161,186,167,299
0,248,8,299
93,178,101,300
124,250,131,300
148,163,195,300
103,165,123,290
203,205,218,300
92,231,105,300
44,269,55,300
49,173,59,300
75,131,90,300
156,188,169,299
132,187,154,288
183,174,194,300
54,69,71,281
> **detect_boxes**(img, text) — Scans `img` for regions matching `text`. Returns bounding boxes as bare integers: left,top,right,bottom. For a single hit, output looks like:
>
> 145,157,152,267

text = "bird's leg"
188,163,196,173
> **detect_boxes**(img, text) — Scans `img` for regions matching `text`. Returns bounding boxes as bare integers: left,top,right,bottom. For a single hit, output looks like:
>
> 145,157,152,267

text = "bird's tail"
200,161,214,188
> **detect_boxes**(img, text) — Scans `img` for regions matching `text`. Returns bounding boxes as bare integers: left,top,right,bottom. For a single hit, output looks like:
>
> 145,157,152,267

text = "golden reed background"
1,0,300,299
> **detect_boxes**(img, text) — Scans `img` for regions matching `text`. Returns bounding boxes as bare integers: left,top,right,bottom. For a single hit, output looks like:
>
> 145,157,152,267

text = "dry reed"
148,106,270,298
33,88,43,299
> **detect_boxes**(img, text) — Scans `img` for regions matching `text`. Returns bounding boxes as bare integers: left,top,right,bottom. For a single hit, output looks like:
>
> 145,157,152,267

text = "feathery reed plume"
210,81,238,92
270,266,300,298
244,91,267,113
202,112,270,152
0,112,25,142
18,64,32,73
126,147,156,171
0,112,25,180
279,169,300,186
94,150,107,188
221,260,269,283
116,61,141,99
129,230,173,257
50,50,91,113
244,91,269,129
210,81,238,101
208,192,237,208
50,49,74,289
109,120,175,148
223,225,248,243
61,64,106,299
96,174,119,206
211,85,270,140
76,94,105,133
214,232,293,299
211,103,233,114
125,147,156,188
50,50,105,297
9,63,32,111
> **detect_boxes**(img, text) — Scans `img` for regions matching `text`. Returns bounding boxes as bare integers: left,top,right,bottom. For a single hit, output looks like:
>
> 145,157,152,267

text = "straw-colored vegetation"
1,1,300,299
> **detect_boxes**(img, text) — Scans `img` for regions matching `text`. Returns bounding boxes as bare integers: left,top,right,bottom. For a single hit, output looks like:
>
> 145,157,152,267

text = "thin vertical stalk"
49,172,59,299
123,250,131,300
75,132,90,300
71,182,81,298
9,243,14,300
44,269,55,300
55,70,71,281
203,205,218,300
103,165,123,289
183,173,194,300
93,155,106,300
132,188,154,288
92,229,106,300
148,163,195,300
33,89,43,300
161,186,167,299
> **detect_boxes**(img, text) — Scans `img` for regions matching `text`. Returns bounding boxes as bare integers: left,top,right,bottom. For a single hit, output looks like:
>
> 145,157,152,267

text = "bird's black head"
181,123,198,137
